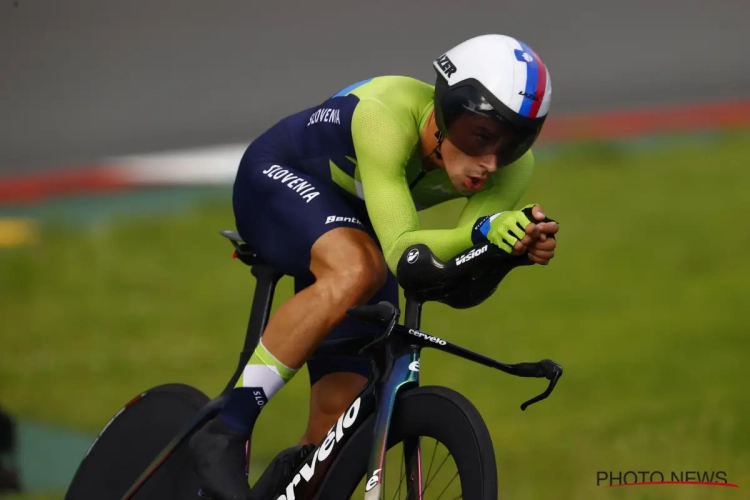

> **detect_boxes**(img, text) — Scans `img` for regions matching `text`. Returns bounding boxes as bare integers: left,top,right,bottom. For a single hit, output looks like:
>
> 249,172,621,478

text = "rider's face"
440,113,506,195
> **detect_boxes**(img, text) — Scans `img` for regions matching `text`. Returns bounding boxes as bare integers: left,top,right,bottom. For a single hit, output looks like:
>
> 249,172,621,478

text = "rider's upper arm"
352,99,421,268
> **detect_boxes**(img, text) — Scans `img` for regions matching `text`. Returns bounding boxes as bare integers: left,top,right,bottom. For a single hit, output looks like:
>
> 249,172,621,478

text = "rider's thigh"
308,227,388,305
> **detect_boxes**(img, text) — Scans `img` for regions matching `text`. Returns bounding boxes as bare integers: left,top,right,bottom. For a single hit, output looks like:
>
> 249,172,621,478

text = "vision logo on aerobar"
455,244,488,266
276,397,362,500
262,165,320,203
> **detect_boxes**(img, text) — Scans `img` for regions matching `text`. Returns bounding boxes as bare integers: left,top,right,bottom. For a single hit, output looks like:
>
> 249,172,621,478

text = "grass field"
2,131,749,499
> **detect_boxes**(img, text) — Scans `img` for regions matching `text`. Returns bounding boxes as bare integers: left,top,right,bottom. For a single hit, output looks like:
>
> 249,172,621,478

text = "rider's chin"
451,179,469,195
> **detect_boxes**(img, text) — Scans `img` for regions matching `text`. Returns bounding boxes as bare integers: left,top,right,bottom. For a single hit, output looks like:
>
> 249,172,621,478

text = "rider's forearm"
382,224,473,273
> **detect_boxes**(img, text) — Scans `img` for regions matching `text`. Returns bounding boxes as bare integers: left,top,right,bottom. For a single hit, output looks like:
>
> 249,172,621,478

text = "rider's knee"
340,249,387,303
312,229,387,306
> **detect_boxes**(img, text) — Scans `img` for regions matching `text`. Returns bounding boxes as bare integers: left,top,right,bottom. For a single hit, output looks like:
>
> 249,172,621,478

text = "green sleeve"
353,99,474,273
456,151,535,226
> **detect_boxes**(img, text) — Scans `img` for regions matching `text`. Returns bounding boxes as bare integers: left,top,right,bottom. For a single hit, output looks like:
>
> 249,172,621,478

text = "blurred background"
1,0,749,498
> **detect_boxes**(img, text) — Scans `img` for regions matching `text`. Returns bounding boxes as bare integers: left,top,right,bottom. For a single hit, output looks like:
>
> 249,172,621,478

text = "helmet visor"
439,84,543,166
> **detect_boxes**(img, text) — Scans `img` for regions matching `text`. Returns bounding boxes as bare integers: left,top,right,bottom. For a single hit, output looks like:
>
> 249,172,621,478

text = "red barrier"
539,98,750,143
2,99,750,205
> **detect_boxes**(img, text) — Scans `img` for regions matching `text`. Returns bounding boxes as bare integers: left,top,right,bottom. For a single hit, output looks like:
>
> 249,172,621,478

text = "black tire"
65,383,210,500
317,385,497,499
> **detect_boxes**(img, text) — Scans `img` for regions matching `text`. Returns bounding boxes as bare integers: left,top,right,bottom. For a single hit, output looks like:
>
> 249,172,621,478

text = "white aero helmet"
433,34,552,166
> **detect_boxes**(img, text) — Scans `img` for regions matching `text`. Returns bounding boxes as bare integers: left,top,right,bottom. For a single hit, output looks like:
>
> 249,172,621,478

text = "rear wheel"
318,386,498,499
65,383,210,500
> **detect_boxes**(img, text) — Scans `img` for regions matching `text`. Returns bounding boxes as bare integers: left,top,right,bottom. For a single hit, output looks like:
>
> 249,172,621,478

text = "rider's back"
238,75,436,202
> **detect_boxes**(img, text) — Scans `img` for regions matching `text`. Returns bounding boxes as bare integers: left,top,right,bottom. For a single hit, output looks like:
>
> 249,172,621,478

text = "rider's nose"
479,155,498,174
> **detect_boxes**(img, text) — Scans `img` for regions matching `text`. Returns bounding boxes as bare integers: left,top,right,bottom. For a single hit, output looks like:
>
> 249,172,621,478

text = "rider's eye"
475,133,491,145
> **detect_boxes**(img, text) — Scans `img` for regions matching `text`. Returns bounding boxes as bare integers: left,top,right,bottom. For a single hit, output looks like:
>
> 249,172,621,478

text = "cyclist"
189,33,559,499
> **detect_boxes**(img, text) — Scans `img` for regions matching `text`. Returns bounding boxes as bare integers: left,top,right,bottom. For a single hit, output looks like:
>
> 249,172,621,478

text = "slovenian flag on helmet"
512,40,550,119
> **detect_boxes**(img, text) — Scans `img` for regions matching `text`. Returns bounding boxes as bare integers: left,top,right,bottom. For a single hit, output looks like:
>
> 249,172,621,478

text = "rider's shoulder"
348,76,433,110
346,76,433,140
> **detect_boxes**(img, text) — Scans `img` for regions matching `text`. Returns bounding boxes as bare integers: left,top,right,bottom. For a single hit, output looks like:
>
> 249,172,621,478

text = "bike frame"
265,317,422,499
274,299,427,500
120,233,561,500
271,293,561,500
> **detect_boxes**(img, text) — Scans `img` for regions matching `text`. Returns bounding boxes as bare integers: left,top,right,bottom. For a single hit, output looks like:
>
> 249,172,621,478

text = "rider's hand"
472,204,543,255
523,204,559,265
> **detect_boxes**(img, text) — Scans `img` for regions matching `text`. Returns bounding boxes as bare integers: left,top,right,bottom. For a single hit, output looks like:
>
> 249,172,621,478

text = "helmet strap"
431,129,444,160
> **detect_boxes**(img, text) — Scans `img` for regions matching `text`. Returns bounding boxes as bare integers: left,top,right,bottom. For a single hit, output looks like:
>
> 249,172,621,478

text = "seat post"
244,264,284,352
221,262,283,394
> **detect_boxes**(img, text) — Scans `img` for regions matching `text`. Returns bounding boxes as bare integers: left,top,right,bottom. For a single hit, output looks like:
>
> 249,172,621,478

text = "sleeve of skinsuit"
352,98,535,274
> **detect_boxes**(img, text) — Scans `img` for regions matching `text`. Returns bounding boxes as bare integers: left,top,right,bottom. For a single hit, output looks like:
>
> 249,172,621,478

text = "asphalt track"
1,0,749,173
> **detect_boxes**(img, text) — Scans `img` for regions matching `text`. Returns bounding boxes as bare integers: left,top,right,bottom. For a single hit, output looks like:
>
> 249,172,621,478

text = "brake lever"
519,359,563,410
